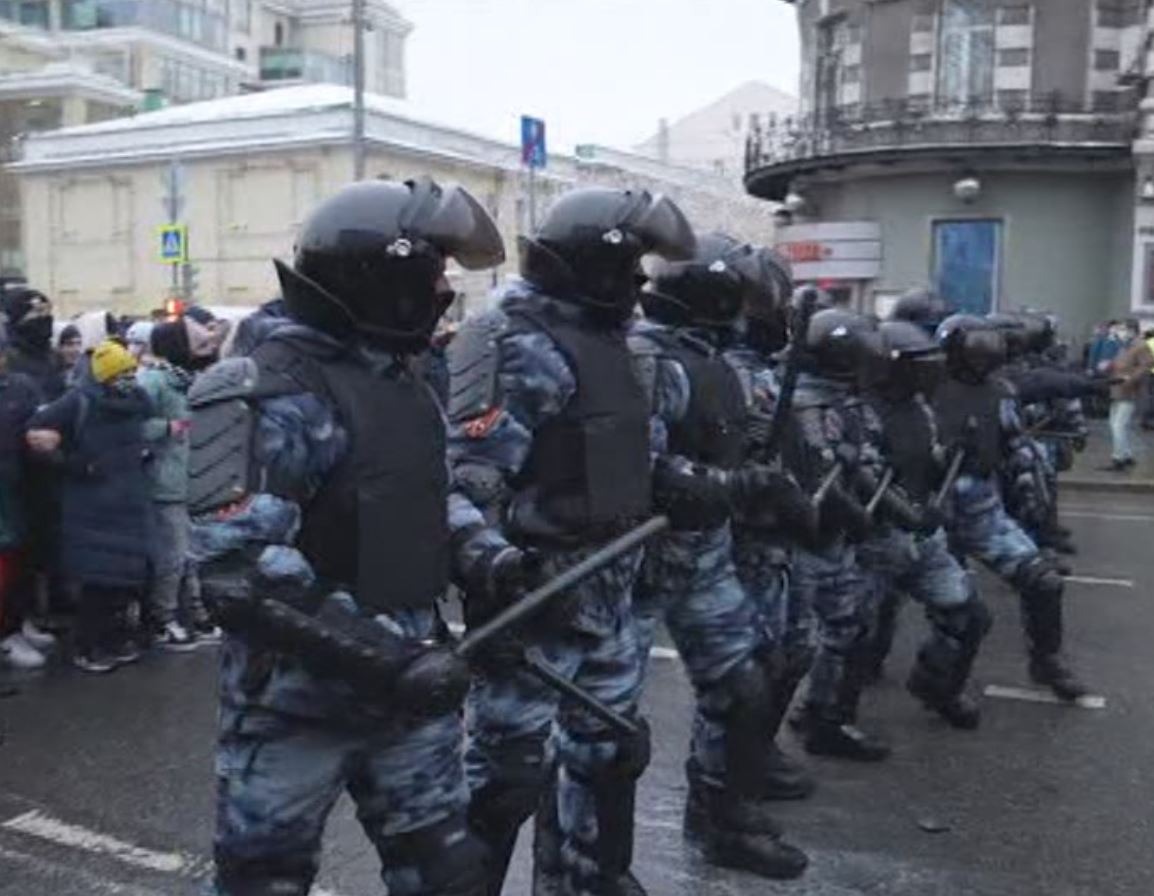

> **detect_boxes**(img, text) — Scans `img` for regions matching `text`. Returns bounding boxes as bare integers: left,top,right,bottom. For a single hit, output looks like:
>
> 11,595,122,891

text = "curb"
1060,476,1154,494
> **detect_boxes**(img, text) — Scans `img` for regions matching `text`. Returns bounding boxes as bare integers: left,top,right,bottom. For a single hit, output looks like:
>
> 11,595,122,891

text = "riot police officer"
628,233,809,880
857,320,991,728
785,308,892,761
890,286,950,336
188,178,504,896
446,187,695,896
933,314,1088,702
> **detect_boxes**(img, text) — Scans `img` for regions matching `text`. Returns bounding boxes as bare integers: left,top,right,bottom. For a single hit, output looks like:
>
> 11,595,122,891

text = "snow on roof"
42,83,512,148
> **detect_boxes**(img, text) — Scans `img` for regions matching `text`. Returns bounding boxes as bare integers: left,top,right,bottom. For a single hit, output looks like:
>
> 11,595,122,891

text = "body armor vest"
509,304,651,540
932,378,1004,478
873,396,938,501
255,337,448,612
648,330,747,469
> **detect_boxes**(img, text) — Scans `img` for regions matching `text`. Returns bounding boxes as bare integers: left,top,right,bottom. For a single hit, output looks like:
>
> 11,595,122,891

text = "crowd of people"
0,291,231,673
0,175,1133,896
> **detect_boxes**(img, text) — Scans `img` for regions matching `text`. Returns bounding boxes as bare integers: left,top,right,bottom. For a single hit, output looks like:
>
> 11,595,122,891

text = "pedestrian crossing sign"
159,224,188,264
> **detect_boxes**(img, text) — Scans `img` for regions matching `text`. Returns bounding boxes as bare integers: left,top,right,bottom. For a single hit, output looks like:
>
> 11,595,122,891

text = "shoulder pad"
188,357,261,408
447,310,507,425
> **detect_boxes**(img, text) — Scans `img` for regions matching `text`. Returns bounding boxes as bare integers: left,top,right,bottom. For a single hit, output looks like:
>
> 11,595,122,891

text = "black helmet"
642,232,779,332
890,287,949,334
275,177,504,353
1010,309,1057,354
936,314,1006,383
875,319,946,398
519,187,695,322
985,312,1029,361
802,307,882,381
742,247,794,354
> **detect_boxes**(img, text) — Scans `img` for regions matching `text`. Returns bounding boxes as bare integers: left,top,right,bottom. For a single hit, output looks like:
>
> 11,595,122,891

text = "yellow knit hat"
91,339,138,384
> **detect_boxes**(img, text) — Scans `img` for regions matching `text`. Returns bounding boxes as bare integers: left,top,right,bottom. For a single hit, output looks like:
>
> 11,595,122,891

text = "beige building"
0,0,410,275
10,84,779,317
635,81,798,178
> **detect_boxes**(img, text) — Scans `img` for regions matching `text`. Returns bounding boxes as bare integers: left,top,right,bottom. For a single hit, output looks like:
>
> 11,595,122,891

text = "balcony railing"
259,47,352,86
744,92,1139,173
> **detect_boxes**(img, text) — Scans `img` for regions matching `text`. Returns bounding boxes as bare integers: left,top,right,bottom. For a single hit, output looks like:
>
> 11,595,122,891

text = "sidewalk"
1059,418,1154,493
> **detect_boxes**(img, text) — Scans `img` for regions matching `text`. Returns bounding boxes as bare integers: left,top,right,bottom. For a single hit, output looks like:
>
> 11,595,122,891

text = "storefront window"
937,0,995,110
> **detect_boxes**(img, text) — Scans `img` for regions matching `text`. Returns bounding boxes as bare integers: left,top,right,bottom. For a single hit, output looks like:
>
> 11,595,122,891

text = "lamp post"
352,0,366,180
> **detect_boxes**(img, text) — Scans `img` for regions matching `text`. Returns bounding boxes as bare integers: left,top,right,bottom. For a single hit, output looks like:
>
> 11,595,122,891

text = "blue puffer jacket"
29,381,154,588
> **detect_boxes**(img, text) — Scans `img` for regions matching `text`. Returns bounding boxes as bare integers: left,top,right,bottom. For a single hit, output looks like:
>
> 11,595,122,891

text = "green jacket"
138,362,193,503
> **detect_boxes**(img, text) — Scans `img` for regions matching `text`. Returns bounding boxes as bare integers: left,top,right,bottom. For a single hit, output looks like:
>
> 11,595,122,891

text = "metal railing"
744,92,1140,172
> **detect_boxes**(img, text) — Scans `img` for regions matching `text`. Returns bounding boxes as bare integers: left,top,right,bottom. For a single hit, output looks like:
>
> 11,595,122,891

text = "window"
997,48,1029,67
933,219,1002,315
909,54,933,72
1095,49,1121,71
936,0,996,109
1092,90,1123,112
997,5,1031,26
814,16,849,121
274,21,284,47
235,45,246,61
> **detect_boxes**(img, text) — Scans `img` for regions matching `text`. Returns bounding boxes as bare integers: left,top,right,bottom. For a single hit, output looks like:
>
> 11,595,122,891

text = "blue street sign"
521,115,546,169
158,224,188,265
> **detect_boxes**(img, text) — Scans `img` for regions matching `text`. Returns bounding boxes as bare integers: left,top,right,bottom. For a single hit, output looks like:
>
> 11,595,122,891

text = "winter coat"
0,371,39,549
137,362,193,503
1110,340,1154,402
29,381,154,588
4,341,65,403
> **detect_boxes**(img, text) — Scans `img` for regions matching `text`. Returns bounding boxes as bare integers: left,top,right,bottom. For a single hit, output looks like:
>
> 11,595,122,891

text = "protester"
138,321,218,648
0,323,50,671
57,324,83,371
26,340,154,673
125,321,155,363
1105,319,1154,471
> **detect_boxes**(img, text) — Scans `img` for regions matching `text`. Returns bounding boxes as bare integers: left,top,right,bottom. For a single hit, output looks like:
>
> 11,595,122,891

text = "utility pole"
352,0,367,180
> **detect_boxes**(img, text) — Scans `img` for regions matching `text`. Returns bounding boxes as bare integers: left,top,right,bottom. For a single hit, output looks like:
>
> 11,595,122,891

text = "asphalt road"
0,488,1151,895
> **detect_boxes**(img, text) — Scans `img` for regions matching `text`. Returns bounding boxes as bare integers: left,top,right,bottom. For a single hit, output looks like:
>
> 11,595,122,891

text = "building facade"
0,0,410,275
11,85,778,317
746,0,1154,339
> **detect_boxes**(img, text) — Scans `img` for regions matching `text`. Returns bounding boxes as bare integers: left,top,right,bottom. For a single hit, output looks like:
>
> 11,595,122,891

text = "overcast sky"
392,0,800,153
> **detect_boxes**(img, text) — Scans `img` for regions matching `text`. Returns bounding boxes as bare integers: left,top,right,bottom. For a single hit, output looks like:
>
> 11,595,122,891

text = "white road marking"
1062,575,1135,588
983,684,1106,709
1061,510,1154,523
1,810,191,874
1,809,351,895
0,843,168,895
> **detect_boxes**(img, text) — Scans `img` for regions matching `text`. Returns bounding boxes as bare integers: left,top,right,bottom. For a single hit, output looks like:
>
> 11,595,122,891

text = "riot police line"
176,177,1108,896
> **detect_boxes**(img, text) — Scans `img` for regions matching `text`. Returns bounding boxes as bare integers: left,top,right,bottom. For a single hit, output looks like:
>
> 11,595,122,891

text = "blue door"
933,219,1001,315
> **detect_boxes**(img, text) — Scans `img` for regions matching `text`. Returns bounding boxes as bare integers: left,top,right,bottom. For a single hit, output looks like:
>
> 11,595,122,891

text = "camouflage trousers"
947,475,1040,580
634,522,766,782
213,699,472,896
466,547,646,894
790,538,870,721
212,604,478,896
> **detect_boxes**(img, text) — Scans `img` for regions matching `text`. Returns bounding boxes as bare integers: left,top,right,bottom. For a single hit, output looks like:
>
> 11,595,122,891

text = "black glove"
730,463,818,535
652,456,731,530
833,442,861,472
394,646,472,718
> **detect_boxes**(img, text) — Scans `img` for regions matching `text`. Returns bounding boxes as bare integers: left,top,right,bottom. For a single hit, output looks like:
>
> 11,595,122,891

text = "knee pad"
378,813,489,896
1013,556,1063,598
722,654,776,728
469,728,551,831
930,598,993,647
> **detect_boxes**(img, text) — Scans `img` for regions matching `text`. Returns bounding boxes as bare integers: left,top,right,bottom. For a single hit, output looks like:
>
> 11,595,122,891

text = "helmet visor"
410,183,505,271
628,194,696,261
962,330,1007,376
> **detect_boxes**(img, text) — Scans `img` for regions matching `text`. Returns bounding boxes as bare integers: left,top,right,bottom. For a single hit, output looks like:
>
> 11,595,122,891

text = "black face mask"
15,316,53,352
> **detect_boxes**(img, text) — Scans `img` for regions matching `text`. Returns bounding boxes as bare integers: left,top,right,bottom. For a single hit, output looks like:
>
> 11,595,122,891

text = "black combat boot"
1020,582,1089,702
761,647,817,799
683,769,807,880
907,673,982,730
762,744,817,800
803,640,891,761
907,599,990,730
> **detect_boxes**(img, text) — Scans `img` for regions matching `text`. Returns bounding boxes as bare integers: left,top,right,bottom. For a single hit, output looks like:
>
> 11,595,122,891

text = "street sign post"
159,224,188,265
520,115,546,231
